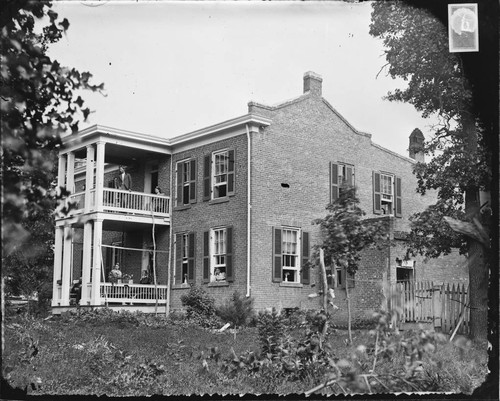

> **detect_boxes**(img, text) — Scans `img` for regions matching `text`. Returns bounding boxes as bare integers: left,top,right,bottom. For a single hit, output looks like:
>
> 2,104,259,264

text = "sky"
48,0,440,157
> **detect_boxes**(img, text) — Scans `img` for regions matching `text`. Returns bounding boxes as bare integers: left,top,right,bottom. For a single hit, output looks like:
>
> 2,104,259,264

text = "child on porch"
140,269,151,284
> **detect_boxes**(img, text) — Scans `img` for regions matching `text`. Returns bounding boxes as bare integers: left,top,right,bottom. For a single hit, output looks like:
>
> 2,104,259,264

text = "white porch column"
51,226,64,307
80,221,93,305
90,219,103,305
66,152,75,193
95,141,105,212
60,225,73,306
57,153,67,189
85,145,95,213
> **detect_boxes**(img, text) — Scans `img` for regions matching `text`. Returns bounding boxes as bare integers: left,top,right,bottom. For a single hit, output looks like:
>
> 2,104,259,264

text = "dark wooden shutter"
227,149,235,196
203,231,210,283
395,176,402,218
373,171,382,214
272,227,282,282
175,233,182,284
176,163,183,206
203,155,211,201
189,159,197,204
301,231,310,285
345,165,354,186
187,232,195,283
330,162,339,203
225,226,233,282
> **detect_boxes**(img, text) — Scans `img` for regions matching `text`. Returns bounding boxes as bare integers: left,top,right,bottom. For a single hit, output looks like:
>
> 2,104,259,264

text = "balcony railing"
100,283,167,304
67,189,170,218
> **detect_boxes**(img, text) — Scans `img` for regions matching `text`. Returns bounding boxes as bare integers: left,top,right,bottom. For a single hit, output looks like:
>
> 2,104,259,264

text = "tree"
312,187,389,340
369,1,495,342
1,1,103,297
312,187,388,275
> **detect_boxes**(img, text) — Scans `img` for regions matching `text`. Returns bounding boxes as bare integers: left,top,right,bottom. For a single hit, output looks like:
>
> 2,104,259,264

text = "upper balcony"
68,188,170,219
57,125,173,224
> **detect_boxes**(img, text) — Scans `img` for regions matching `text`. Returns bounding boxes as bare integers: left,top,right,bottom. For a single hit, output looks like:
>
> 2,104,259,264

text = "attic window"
281,183,290,188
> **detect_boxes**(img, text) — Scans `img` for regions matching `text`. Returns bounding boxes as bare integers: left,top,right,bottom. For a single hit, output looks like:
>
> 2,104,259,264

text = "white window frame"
210,227,227,282
338,163,354,186
380,173,394,215
175,158,192,206
212,150,229,199
181,233,189,284
282,228,300,283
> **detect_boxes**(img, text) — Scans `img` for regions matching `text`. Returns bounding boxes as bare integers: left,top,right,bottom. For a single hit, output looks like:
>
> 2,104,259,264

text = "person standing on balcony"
114,166,132,208
115,165,132,191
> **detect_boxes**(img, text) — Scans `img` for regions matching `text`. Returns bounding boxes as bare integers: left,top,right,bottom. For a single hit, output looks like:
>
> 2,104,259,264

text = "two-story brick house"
52,72,467,320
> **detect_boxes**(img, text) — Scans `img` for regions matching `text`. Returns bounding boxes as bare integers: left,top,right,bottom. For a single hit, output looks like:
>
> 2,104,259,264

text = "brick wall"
247,78,456,313
169,134,249,310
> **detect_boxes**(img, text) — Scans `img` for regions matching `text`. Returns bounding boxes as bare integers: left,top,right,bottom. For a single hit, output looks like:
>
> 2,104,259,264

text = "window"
282,229,299,282
330,162,354,203
175,232,195,284
203,227,233,283
373,171,402,217
176,159,196,206
272,227,310,284
325,267,355,289
203,149,235,200
380,173,394,214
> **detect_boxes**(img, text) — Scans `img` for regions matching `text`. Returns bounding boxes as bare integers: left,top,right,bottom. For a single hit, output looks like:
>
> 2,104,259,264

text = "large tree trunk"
463,117,489,342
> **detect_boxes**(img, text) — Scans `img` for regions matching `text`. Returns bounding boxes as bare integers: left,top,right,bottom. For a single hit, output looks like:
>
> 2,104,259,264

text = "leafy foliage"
256,308,286,355
312,186,389,275
369,1,494,341
216,291,254,328
180,286,221,328
1,0,103,256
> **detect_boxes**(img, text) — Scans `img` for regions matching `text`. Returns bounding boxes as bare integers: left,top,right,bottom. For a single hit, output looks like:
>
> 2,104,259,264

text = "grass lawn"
2,310,490,396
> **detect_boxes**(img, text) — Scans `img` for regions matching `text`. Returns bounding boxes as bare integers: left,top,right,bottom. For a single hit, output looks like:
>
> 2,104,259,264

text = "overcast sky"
49,1,439,157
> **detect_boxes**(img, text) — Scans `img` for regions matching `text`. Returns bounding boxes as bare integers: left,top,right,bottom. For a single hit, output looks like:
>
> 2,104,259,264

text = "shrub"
216,291,254,328
180,286,220,329
180,286,216,317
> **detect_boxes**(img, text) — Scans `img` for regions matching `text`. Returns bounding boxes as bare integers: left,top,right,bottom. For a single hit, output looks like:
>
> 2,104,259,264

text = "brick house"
52,72,467,320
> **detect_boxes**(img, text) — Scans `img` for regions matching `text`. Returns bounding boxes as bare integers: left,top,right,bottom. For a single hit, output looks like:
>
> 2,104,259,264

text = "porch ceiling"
73,143,168,166
102,218,169,232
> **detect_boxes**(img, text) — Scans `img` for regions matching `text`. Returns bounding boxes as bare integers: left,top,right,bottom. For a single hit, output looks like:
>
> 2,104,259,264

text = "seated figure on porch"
109,263,122,283
139,269,151,284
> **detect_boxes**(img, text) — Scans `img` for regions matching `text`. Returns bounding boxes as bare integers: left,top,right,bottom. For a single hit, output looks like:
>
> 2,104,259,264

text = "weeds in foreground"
3,308,488,396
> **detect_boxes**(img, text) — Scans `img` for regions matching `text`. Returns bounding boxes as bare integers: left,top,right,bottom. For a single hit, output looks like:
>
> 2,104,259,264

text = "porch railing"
67,189,170,217
100,283,168,304
102,189,170,216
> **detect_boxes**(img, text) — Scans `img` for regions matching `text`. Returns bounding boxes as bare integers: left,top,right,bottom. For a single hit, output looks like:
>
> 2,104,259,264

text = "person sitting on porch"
139,269,151,284
109,263,122,283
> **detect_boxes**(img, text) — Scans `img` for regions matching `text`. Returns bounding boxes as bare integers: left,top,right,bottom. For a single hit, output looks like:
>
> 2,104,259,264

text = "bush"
216,291,254,328
180,286,220,329
180,286,216,317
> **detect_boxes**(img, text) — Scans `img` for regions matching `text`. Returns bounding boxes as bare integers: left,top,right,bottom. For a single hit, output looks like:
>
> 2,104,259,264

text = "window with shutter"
205,226,233,283
301,231,310,284
330,162,339,203
272,227,282,282
373,171,382,214
395,176,402,218
272,226,308,284
206,149,235,200
373,171,400,217
176,159,197,206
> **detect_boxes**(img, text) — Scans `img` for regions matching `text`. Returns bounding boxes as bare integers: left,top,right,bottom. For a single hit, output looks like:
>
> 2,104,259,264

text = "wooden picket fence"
388,281,469,335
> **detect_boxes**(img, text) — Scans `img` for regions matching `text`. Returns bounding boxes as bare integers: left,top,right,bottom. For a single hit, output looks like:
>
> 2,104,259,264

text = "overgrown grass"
2,310,488,396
